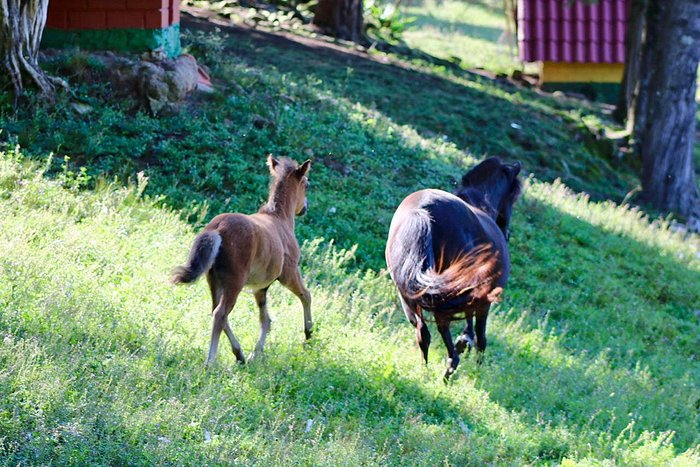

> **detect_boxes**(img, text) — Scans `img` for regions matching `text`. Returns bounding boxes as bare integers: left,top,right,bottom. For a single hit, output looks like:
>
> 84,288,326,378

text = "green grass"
0,144,698,464
0,11,699,465
402,0,525,75
2,21,636,267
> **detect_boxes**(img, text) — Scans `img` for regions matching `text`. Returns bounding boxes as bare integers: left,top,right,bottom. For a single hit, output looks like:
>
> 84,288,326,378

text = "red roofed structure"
518,0,628,101
43,0,182,57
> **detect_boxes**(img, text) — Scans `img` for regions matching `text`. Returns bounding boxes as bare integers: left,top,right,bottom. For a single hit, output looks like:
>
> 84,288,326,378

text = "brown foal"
172,155,312,367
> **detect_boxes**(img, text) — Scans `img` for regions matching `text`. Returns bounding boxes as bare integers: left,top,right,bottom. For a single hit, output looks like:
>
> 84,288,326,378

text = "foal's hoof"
304,328,313,340
302,338,316,351
455,336,473,355
247,350,264,363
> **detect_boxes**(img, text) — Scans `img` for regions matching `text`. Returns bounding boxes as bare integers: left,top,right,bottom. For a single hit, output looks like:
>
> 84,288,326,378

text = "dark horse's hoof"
455,335,473,355
443,369,454,383
443,356,460,383
304,329,313,340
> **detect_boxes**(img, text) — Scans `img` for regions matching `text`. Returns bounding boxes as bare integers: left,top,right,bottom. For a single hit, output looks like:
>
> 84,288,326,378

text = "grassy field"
1,6,699,465
402,0,524,75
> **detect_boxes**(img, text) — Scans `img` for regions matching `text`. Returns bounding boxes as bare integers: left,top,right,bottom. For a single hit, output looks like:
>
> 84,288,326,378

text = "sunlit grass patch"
403,0,525,75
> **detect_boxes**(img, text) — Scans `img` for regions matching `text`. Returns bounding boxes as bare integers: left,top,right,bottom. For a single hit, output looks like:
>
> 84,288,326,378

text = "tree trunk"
631,0,665,145
313,0,364,43
0,0,54,100
613,0,647,125
637,0,700,229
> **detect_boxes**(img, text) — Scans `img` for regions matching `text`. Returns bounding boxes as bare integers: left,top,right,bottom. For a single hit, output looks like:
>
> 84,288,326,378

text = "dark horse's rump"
385,157,522,380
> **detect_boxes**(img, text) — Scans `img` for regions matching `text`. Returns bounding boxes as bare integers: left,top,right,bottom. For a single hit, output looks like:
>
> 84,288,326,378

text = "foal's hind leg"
436,317,459,381
223,319,245,363
206,273,245,366
279,267,312,340
206,286,245,368
207,273,223,312
248,287,271,361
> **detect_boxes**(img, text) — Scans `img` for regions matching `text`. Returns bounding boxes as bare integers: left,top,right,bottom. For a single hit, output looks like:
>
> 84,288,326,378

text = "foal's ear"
267,154,280,174
295,159,311,178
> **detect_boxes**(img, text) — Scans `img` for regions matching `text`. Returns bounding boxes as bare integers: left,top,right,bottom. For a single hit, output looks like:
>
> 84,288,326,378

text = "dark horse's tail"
388,210,501,310
171,231,222,284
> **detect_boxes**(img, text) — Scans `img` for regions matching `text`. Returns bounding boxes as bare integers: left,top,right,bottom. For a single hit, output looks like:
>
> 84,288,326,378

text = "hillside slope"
2,12,641,269
0,9,699,464
1,147,698,464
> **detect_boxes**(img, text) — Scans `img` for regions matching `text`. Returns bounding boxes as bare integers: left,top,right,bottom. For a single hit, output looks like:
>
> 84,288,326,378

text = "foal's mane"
259,157,301,215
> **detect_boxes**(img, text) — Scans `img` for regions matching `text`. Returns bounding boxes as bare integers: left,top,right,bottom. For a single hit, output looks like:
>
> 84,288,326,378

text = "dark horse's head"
455,157,522,241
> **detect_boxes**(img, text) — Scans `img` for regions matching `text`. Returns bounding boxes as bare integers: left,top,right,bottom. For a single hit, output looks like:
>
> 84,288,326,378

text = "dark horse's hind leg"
474,313,488,364
436,317,459,381
399,295,431,364
416,313,431,364
455,316,475,355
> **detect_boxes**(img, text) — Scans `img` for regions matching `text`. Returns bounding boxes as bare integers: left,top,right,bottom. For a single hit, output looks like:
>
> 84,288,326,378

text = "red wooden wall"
47,0,180,31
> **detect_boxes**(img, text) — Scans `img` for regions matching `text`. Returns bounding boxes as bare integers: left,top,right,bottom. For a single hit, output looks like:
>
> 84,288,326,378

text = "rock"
197,65,215,93
71,102,93,115
109,53,200,114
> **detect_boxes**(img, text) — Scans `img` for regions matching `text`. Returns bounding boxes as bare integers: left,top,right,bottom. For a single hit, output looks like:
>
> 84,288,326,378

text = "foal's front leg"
279,267,312,340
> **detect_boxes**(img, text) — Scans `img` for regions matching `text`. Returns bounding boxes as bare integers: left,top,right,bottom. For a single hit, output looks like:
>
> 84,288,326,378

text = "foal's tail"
171,231,222,284
388,210,500,309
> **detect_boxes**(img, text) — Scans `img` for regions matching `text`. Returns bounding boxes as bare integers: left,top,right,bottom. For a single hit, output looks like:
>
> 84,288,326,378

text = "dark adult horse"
385,157,522,380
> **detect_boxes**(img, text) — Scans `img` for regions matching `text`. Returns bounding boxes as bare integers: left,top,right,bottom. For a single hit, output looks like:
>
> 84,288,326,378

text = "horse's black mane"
455,157,522,216
460,157,503,188
456,187,495,217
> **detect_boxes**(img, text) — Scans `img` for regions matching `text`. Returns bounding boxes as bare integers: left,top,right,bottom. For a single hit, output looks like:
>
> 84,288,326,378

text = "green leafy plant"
364,0,416,44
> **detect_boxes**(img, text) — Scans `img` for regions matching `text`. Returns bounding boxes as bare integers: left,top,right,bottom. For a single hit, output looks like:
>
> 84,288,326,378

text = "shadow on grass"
407,11,504,42
4,258,697,465
180,12,630,201
1,12,635,268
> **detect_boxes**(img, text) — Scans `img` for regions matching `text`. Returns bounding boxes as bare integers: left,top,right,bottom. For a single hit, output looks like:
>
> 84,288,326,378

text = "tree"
313,0,364,43
636,0,700,228
612,0,647,127
616,0,700,229
0,0,57,101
